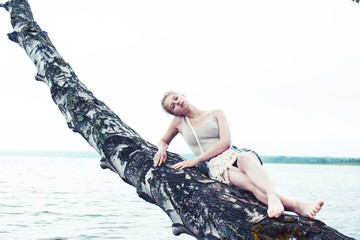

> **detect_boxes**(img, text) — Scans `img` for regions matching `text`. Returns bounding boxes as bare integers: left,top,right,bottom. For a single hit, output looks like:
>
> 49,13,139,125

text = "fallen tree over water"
0,1,355,239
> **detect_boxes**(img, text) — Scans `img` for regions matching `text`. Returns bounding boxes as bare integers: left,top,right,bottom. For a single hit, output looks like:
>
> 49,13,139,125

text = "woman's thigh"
235,152,263,171
227,167,256,192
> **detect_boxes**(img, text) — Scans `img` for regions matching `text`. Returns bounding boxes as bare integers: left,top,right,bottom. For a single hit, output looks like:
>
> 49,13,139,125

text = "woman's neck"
185,105,209,119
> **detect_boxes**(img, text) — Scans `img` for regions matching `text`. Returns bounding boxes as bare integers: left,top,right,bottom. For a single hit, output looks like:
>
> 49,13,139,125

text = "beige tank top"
182,112,220,157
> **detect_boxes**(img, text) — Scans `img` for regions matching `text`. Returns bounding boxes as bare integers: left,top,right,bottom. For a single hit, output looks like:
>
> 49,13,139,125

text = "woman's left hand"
172,158,200,170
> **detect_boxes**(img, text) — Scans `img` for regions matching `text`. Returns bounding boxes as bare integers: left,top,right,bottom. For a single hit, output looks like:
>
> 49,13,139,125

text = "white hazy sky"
0,0,359,158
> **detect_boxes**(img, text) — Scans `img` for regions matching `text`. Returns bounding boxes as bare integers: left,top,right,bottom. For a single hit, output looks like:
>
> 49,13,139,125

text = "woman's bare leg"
228,168,283,217
228,168,269,205
234,152,284,218
228,167,324,219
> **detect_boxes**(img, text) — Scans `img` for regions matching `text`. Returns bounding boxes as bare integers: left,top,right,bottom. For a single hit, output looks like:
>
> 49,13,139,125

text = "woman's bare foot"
267,192,285,218
294,201,324,219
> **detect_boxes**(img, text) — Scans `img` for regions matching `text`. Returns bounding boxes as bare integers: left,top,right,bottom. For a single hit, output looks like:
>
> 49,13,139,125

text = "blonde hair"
161,91,181,115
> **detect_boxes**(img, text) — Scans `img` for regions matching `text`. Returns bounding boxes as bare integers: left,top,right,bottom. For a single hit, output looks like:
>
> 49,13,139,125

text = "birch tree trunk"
0,1,355,239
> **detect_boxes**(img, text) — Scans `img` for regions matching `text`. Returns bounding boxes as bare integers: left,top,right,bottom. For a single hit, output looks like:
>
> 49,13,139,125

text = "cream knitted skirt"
200,147,262,185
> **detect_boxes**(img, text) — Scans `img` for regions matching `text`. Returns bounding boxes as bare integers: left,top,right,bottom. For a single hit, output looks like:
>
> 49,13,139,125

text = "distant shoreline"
0,151,359,165
262,162,360,166
182,153,360,165
260,155,360,165
0,150,99,159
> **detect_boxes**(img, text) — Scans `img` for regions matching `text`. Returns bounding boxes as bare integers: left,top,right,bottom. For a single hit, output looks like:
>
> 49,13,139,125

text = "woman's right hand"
153,149,167,167
153,116,181,167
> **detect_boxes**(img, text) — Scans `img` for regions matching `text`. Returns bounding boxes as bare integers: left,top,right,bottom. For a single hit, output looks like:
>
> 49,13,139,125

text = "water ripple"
1,157,358,239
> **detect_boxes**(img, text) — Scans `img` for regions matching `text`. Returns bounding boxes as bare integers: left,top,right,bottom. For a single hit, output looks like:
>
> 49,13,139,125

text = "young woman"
153,91,324,219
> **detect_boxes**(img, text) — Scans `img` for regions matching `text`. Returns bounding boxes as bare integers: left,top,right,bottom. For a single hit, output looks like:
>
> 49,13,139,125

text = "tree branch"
1,0,355,239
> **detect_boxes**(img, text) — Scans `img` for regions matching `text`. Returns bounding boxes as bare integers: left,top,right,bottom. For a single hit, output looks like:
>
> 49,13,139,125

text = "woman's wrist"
157,143,168,152
157,145,167,152
159,139,169,149
194,156,203,164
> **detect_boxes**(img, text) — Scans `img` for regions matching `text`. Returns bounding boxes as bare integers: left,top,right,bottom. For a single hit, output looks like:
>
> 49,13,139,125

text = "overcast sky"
0,0,359,158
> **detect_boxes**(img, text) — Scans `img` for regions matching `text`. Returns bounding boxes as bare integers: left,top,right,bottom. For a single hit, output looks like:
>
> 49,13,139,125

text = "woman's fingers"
159,154,167,166
172,159,199,169
153,153,162,166
172,161,187,170
153,159,159,166
162,154,167,163
153,155,158,166
172,162,181,169
153,152,168,167
156,159,192,170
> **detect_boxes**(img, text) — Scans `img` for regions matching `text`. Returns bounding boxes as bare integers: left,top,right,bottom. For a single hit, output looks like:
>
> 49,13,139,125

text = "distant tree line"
182,154,360,165
261,156,360,165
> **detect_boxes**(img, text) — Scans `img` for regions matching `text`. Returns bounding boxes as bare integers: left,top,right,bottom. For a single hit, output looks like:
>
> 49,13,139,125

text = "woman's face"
164,93,189,116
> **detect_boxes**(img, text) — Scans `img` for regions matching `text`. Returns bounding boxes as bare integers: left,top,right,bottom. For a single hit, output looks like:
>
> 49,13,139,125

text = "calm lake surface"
0,154,359,239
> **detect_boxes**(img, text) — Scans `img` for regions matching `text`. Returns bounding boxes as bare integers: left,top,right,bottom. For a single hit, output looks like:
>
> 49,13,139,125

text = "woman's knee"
236,152,260,168
236,152,253,164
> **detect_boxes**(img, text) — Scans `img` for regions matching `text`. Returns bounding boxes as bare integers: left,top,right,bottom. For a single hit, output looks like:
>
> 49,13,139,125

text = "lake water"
0,154,359,239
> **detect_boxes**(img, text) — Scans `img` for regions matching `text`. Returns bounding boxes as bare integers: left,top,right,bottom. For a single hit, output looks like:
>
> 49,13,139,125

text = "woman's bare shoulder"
169,115,183,130
212,109,226,119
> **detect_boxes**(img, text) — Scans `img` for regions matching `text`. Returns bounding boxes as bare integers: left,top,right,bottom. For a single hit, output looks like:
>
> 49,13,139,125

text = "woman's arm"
153,116,181,167
172,109,232,170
